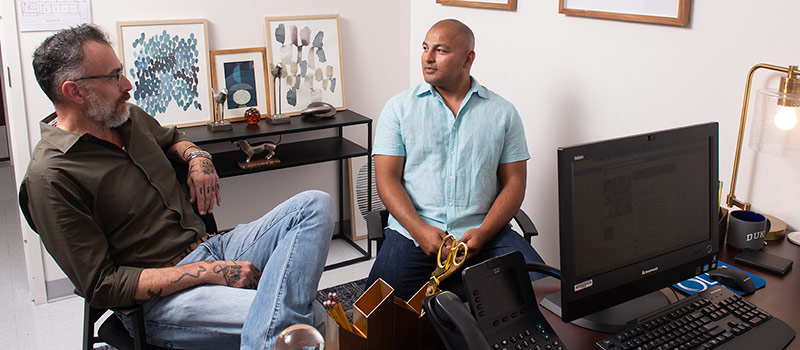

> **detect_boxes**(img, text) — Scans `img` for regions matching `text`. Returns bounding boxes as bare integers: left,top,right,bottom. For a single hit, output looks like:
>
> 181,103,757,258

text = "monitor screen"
556,122,719,326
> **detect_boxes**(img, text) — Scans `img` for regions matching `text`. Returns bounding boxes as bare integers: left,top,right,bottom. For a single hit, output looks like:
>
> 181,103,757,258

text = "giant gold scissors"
425,234,468,296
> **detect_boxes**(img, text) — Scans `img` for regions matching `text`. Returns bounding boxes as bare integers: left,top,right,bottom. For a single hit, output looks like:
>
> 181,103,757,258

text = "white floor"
0,161,374,349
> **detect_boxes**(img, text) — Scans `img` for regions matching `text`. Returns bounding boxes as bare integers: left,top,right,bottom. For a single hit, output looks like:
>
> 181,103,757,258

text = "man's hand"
188,157,221,214
210,261,261,289
457,227,492,260
414,225,448,256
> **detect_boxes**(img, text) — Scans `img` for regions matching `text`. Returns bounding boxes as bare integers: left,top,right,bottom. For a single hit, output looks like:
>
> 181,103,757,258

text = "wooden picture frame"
436,0,517,11
117,19,213,127
558,0,691,26
210,47,271,122
264,14,346,116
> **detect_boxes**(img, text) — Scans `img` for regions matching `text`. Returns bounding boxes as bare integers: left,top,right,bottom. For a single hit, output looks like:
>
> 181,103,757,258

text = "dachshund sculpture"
232,139,277,163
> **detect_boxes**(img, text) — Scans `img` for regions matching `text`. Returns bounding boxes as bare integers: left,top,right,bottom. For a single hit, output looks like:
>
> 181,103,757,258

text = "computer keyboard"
596,285,795,350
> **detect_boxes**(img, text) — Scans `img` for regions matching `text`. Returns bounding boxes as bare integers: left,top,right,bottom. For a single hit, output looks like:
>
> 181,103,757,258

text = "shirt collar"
39,111,131,154
40,112,81,153
414,76,488,99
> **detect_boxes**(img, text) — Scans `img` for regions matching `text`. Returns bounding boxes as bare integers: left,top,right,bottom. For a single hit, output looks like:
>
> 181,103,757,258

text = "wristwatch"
186,150,213,162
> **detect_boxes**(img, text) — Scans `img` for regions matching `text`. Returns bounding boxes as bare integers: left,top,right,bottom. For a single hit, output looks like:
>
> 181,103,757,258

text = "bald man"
366,19,547,300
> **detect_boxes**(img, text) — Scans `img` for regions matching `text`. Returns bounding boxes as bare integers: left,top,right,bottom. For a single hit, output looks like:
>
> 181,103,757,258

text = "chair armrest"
366,210,388,241
107,305,147,350
513,209,539,243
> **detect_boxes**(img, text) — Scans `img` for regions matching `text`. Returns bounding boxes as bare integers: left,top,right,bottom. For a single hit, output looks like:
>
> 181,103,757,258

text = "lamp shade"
749,89,800,156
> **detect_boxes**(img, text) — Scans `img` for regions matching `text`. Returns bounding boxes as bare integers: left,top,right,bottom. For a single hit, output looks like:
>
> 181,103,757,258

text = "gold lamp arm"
726,63,792,210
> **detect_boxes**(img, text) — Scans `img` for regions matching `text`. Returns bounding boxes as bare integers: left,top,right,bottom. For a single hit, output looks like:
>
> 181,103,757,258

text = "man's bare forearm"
378,176,428,234
134,260,255,300
375,155,430,236
374,155,447,255
479,160,527,236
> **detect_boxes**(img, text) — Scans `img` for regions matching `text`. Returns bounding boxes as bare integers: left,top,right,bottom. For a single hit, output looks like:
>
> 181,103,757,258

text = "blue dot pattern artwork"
129,30,203,115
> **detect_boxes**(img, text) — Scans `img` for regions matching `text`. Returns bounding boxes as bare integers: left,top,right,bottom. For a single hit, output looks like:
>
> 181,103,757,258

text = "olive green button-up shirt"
19,104,206,308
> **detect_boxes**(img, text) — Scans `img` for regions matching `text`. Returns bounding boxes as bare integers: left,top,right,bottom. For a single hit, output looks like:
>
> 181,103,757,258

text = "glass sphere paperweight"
274,324,324,350
245,107,261,125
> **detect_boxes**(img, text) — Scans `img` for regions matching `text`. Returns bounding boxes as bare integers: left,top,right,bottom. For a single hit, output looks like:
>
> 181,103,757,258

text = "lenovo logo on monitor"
641,266,659,276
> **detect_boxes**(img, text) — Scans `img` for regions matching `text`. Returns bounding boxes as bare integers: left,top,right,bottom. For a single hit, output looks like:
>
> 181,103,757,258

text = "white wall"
6,0,409,302
410,0,800,266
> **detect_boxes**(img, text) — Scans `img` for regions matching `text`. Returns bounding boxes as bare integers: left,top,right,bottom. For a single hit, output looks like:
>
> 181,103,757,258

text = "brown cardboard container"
325,279,444,350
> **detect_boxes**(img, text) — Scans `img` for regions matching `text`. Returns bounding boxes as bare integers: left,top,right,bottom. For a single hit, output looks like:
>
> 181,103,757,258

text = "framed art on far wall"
117,19,212,127
210,47,270,122
559,0,691,26
436,0,517,11
264,14,346,116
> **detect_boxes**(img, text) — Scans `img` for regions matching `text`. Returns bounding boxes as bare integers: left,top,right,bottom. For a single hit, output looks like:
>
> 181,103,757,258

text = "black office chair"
354,161,540,253
366,208,539,254
82,160,222,350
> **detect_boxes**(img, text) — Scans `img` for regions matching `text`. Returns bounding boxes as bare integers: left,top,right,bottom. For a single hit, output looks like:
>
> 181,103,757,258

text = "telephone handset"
422,251,565,350
423,291,492,350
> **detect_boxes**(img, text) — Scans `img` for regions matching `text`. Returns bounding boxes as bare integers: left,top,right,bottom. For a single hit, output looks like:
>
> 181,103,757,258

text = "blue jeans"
366,226,547,301
134,190,334,350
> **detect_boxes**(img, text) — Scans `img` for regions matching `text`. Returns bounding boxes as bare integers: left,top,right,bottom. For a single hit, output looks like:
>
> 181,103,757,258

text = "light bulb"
774,105,799,130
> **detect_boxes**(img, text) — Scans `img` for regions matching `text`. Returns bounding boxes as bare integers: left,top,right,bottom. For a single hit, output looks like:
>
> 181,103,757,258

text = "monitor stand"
540,291,671,334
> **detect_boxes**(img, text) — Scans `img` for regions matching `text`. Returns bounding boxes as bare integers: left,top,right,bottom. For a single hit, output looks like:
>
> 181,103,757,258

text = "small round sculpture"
274,324,324,350
244,107,261,125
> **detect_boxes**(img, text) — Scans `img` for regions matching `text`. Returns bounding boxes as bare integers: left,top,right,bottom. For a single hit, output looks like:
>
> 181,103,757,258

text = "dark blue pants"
366,226,547,301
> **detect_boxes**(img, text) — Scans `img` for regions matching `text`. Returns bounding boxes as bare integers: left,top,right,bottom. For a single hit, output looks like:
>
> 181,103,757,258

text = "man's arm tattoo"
213,263,242,286
198,159,216,175
189,162,200,176
171,265,206,283
147,288,163,300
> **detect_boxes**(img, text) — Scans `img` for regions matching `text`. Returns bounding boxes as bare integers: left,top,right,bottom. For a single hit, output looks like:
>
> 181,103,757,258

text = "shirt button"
451,151,454,155
449,202,453,206
450,176,454,180
452,127,456,131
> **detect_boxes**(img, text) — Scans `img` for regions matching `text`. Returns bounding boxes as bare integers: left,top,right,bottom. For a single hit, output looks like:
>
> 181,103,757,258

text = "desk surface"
533,239,800,349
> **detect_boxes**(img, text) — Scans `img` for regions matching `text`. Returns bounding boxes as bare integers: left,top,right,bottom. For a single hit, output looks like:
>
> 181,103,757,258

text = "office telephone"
422,251,565,350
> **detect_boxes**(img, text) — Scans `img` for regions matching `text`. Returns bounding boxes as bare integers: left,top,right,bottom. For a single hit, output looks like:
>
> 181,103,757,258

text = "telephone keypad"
492,327,563,350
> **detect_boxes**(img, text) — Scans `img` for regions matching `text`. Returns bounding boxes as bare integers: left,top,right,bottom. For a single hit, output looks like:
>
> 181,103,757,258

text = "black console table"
180,110,373,270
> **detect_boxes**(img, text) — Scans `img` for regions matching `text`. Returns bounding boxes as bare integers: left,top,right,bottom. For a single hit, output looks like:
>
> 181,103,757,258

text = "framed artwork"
117,19,212,127
559,0,691,26
264,14,346,116
436,0,517,11
347,158,368,240
210,48,270,122
347,157,383,241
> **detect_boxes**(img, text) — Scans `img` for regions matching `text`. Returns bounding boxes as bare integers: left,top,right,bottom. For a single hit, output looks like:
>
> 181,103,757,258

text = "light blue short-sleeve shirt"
373,78,530,244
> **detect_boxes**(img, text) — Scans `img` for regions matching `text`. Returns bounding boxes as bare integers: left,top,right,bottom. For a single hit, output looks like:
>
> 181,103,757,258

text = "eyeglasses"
73,66,124,85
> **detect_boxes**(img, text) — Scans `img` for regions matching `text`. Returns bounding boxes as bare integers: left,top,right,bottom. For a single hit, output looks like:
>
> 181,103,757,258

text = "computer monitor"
541,122,720,333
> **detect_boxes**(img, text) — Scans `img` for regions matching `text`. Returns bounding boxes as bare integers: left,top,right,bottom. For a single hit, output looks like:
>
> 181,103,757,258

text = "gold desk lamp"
726,64,800,241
